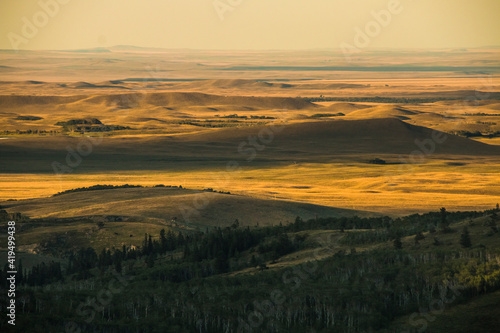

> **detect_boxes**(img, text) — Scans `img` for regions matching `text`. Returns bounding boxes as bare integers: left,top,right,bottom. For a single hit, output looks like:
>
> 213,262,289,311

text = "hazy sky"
1,0,499,50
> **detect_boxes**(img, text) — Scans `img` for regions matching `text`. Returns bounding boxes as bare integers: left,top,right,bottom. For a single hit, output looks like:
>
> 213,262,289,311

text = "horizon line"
2,44,500,53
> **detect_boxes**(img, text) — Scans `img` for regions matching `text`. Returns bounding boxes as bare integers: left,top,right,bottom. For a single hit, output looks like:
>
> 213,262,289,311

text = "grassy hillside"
181,117,500,155
1,186,371,224
0,186,373,256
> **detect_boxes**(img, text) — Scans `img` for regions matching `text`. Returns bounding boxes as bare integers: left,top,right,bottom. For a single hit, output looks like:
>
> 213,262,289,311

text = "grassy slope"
0,187,373,257
1,187,370,225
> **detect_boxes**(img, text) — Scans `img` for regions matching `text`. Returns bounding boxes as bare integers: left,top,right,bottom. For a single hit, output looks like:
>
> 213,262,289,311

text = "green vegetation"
216,114,248,119
174,119,265,128
215,114,275,120
201,188,231,194
389,289,500,333
0,129,59,135
15,115,43,121
368,157,387,165
52,184,146,196
452,130,500,138
310,112,345,118
249,115,276,119
0,207,27,223
55,118,132,132
393,236,402,249
464,112,500,116
303,96,463,103
1,205,500,332
52,185,222,197
460,227,472,248
55,118,103,126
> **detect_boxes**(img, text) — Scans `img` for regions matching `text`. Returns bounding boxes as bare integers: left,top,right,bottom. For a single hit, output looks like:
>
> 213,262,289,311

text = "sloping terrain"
1,118,499,176
0,91,317,132
345,105,423,120
180,118,500,155
0,91,316,111
1,187,370,227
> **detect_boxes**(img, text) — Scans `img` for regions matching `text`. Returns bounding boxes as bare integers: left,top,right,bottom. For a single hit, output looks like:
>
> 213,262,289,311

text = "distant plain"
1,47,500,222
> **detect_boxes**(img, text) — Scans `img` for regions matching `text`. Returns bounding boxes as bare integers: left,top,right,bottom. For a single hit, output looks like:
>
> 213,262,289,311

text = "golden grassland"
1,49,500,221
1,155,499,216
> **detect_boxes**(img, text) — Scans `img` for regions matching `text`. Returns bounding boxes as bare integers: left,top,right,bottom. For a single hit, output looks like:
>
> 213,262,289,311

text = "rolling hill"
180,118,500,155
0,91,316,111
1,186,372,227
1,118,499,175
345,105,423,120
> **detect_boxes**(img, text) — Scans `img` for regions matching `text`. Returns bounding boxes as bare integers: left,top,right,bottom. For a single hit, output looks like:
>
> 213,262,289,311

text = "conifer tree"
460,227,472,248
440,207,450,232
393,237,402,250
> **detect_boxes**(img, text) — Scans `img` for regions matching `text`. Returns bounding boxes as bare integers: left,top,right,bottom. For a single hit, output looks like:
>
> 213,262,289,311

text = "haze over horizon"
1,0,500,51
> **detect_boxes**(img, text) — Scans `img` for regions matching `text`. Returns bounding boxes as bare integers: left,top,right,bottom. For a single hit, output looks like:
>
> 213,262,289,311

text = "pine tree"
146,253,156,268
115,258,122,273
167,230,176,251
160,229,167,253
18,260,23,285
148,235,153,254
258,263,268,271
393,237,402,250
183,244,191,259
250,255,258,267
460,227,472,248
98,249,106,268
142,233,149,255
114,252,123,273
177,233,185,246
440,207,450,232
214,251,229,273
490,213,498,233
414,232,425,245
